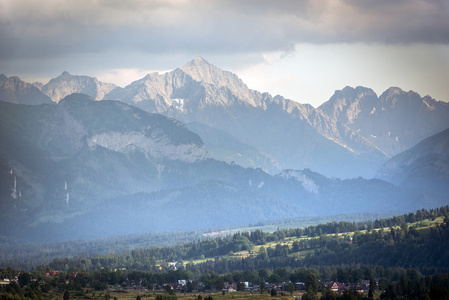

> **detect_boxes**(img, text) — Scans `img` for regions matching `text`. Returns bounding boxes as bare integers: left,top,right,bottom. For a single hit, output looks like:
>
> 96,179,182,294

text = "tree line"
1,206,449,299
43,206,449,274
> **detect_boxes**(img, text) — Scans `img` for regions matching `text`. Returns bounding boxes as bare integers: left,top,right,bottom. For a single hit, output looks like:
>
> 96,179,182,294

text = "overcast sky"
1,0,448,107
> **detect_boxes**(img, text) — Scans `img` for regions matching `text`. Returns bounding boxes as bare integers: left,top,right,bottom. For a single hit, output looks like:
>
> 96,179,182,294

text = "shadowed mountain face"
0,95,207,240
41,71,118,103
186,122,282,173
0,74,52,105
377,127,449,197
1,95,445,242
319,86,449,156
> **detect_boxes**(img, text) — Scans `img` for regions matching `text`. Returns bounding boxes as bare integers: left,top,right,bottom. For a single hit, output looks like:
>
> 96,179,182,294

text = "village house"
295,282,305,291
223,282,237,292
324,281,371,294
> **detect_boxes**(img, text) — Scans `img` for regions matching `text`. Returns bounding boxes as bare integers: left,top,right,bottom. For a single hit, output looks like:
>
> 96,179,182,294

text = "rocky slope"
1,97,445,241
2,58,448,179
319,86,449,156
0,74,52,105
103,57,386,178
0,95,208,238
41,72,117,102
186,122,281,173
377,128,449,197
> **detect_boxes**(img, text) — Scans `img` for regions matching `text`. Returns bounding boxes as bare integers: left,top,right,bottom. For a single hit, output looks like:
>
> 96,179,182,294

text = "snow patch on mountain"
65,181,69,204
172,99,185,111
11,174,18,199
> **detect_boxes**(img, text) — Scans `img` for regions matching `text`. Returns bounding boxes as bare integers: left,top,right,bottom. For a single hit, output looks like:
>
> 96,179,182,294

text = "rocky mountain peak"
318,86,377,124
339,86,377,99
0,75,30,87
318,84,449,157
3,75,20,83
422,96,436,111
322,86,377,107
379,88,426,111
0,74,52,105
182,56,228,85
181,57,261,107
185,56,210,67
383,86,406,96
141,72,157,81
41,72,117,102
182,57,236,86
32,82,44,89
379,87,407,104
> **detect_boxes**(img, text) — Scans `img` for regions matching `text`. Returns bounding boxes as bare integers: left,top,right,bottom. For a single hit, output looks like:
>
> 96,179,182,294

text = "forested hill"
42,206,448,275
1,207,449,300
1,206,442,274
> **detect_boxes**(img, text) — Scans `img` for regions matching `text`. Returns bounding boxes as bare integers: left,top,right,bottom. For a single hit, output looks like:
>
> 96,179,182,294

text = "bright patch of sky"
234,43,449,106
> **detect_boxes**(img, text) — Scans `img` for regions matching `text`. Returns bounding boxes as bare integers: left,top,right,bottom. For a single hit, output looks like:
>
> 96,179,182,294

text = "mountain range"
0,57,448,242
2,57,448,178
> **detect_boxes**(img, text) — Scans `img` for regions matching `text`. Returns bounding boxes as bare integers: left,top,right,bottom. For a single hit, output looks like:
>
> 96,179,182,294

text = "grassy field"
43,289,306,300
41,288,384,300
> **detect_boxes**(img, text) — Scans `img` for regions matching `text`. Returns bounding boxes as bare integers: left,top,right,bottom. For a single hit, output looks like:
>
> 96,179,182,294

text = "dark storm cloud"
0,0,448,66
339,0,449,43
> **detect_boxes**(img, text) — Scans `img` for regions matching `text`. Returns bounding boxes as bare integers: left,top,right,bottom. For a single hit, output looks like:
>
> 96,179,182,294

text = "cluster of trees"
170,221,449,277
302,207,447,238
4,264,449,300
3,207,448,271
381,273,449,300
1,206,449,299
304,216,449,271
46,233,256,273
0,230,201,270
44,206,449,274
0,265,429,297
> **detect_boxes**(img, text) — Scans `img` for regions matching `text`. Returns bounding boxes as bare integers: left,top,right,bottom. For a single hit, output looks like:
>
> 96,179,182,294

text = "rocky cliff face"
105,68,202,113
0,95,447,242
101,57,384,178
319,86,379,124
319,86,449,156
41,72,117,102
56,93,207,162
0,74,52,105
0,93,208,206
87,131,206,163
180,56,266,108
3,58,447,179
3,58,388,177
